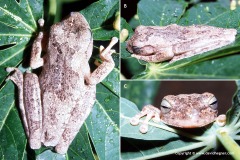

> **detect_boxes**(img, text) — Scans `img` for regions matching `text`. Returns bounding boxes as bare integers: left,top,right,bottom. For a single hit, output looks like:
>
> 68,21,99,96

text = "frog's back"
38,12,94,146
39,12,93,98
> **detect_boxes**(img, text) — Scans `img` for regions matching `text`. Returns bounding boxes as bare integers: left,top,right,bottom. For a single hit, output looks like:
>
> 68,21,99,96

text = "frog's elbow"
85,77,97,86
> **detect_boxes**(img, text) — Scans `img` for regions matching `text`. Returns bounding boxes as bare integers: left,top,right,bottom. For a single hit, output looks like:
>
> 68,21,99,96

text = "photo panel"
120,0,240,79
0,0,120,159
121,80,239,159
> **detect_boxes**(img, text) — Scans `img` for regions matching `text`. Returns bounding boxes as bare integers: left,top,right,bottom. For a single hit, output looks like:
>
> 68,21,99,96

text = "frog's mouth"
162,110,218,128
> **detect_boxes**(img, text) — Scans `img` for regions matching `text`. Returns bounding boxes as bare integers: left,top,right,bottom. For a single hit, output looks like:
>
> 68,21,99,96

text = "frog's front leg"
30,19,45,69
6,68,42,149
85,37,118,85
130,105,161,133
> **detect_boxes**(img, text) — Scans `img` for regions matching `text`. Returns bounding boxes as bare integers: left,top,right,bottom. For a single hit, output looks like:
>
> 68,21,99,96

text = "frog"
6,12,118,154
126,24,237,63
130,92,226,133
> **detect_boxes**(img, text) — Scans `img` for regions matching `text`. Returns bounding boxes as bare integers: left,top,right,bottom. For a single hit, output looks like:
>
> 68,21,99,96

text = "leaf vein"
0,7,35,32
0,101,15,131
0,45,26,66
26,0,37,28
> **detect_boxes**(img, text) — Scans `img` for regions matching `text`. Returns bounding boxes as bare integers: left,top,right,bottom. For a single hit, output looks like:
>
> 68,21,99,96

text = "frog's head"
127,25,169,56
160,93,218,128
50,12,93,60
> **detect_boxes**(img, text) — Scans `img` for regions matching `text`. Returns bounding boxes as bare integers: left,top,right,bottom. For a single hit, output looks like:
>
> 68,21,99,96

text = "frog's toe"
29,139,41,149
130,117,140,126
139,124,148,134
99,45,104,52
152,116,161,123
216,114,226,127
38,18,44,27
6,67,16,73
110,49,116,54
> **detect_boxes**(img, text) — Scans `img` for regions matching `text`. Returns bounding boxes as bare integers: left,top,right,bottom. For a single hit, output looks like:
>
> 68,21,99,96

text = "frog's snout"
188,109,199,121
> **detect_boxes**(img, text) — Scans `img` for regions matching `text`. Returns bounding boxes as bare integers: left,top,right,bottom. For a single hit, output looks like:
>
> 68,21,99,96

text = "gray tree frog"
127,24,237,62
130,93,226,133
6,12,118,154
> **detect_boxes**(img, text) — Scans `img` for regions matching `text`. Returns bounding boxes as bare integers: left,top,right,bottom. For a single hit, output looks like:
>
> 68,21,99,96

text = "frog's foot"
30,18,45,69
30,32,44,69
6,67,30,137
130,105,161,134
94,46,116,67
6,67,23,87
216,114,226,127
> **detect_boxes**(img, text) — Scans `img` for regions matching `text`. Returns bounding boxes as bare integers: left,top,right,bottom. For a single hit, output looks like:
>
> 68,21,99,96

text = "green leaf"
81,0,119,40
36,150,65,160
86,84,119,160
134,54,240,79
121,81,160,109
0,0,43,84
138,0,188,26
0,83,27,160
0,0,119,159
226,81,240,126
123,0,240,79
121,138,200,160
178,1,239,28
0,1,43,159
66,125,95,160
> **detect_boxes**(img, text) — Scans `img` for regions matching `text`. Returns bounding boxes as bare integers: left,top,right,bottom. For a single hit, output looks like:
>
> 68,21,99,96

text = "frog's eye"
209,96,218,110
160,99,172,114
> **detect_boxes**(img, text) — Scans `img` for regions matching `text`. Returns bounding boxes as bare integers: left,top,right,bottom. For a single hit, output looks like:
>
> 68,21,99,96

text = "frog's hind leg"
6,68,42,149
85,37,118,85
6,67,29,136
55,86,96,154
23,72,42,149
130,105,161,133
171,37,234,62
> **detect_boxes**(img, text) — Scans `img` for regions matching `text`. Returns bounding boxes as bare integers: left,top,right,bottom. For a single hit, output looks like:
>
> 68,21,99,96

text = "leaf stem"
233,120,240,130
216,129,240,160
47,0,57,24
232,135,240,140
49,0,57,17
131,141,207,160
